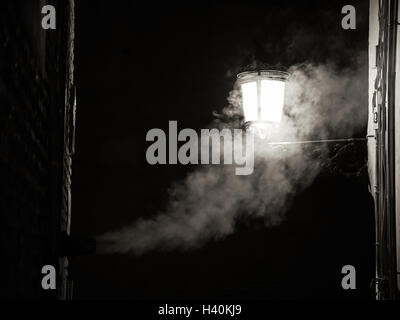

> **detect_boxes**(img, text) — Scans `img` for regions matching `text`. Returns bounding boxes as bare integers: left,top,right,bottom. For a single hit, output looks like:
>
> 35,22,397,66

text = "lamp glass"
260,79,285,123
241,81,258,122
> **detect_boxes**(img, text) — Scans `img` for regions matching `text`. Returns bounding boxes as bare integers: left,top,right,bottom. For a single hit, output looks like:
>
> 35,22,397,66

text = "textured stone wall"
0,0,75,299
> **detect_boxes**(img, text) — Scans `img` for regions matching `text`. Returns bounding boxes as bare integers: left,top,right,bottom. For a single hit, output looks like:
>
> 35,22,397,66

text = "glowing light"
260,79,286,123
241,81,258,122
237,70,289,125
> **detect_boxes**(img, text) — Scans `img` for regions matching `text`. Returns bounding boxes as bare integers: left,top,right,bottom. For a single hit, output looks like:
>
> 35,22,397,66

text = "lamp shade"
237,70,289,124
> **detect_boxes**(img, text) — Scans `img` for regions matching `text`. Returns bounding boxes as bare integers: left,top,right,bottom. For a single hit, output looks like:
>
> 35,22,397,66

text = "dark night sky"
71,0,374,299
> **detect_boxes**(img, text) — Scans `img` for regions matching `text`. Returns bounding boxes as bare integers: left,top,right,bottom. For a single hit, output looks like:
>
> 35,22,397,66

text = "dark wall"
0,0,74,299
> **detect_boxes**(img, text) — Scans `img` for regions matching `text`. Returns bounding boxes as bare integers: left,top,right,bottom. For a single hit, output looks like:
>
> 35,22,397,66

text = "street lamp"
237,69,367,145
237,70,289,138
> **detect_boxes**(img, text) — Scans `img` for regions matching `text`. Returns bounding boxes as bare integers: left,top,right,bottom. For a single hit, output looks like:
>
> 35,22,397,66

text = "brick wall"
0,0,75,299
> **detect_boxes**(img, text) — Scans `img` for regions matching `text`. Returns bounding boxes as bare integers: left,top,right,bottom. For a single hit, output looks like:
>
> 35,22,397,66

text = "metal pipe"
267,137,367,145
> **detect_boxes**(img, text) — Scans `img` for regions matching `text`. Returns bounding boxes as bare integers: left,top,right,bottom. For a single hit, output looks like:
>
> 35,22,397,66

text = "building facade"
368,0,400,300
0,0,75,299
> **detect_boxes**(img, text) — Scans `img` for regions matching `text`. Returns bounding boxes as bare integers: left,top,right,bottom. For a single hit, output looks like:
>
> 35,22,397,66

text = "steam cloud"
97,58,367,255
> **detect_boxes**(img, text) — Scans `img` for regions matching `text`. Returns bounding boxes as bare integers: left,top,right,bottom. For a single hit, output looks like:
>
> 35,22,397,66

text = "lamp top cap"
236,70,289,83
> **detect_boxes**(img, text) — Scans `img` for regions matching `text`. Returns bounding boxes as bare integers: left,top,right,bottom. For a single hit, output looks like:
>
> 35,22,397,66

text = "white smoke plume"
97,58,367,255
